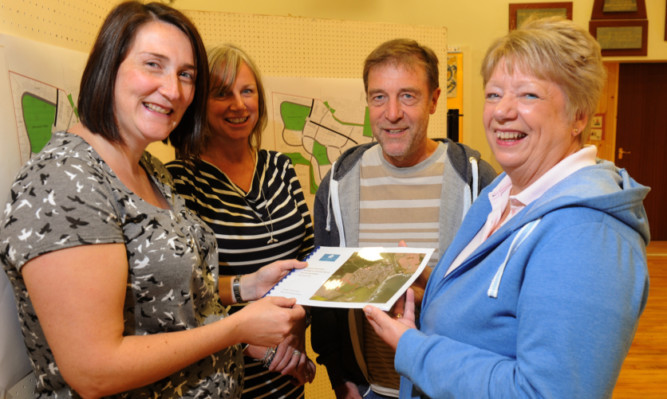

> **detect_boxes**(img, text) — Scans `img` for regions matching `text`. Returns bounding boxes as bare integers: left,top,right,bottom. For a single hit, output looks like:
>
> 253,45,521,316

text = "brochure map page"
267,246,434,311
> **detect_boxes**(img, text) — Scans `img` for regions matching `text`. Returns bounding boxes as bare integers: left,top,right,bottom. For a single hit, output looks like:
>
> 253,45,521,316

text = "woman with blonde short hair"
364,17,650,398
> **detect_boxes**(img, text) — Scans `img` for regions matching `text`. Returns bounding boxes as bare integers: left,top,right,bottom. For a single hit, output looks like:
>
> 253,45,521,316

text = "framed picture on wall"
590,0,646,20
589,114,605,141
589,19,648,56
509,2,573,30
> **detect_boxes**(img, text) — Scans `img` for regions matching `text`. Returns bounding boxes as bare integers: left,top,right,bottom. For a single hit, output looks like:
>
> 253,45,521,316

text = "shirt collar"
508,145,597,208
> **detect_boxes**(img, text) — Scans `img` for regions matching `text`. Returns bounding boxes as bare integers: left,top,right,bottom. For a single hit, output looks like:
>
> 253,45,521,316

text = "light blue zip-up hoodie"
396,160,650,398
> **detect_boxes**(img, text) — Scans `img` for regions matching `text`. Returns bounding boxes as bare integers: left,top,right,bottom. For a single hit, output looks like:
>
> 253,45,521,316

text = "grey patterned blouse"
0,131,243,398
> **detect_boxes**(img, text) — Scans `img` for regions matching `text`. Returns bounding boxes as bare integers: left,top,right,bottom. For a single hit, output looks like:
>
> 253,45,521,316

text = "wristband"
232,274,243,303
262,346,277,368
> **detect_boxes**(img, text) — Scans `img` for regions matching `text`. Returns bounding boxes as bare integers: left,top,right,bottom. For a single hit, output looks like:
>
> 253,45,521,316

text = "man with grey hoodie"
310,38,496,399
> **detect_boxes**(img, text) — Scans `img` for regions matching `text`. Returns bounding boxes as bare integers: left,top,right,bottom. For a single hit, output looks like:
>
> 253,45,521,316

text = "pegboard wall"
0,2,446,80
0,0,113,52
185,9,447,137
0,2,447,137
186,10,447,79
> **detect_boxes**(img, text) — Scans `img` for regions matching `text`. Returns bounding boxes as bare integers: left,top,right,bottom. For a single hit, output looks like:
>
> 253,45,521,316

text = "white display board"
0,34,87,392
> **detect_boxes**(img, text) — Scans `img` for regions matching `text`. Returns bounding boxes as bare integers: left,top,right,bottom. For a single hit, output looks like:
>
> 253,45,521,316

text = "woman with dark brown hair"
0,2,306,397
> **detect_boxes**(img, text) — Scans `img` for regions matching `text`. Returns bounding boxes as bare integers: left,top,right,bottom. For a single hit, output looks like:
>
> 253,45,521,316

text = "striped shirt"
359,143,446,266
358,143,446,396
167,150,314,399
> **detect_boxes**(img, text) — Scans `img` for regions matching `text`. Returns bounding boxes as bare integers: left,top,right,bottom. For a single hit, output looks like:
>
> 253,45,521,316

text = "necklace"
238,150,278,245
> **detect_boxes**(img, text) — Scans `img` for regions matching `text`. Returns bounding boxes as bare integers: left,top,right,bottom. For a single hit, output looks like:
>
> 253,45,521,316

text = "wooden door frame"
587,62,618,163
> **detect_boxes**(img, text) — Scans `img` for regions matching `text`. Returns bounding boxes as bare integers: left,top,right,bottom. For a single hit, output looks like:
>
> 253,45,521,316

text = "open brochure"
266,246,434,311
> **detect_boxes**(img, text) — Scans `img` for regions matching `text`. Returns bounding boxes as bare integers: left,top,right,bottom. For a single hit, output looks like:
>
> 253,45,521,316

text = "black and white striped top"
167,150,314,399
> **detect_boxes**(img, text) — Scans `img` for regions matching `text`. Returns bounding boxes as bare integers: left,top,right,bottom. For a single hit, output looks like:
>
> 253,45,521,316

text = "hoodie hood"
513,160,650,245
427,159,650,303
322,139,496,238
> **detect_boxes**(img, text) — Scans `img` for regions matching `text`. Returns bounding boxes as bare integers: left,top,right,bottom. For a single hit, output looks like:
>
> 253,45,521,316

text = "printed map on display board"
9,72,80,159
0,34,87,390
263,77,376,203
0,34,87,207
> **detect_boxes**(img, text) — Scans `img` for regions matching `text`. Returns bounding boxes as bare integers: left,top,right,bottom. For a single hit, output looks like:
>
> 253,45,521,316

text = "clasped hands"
242,259,316,385
245,317,316,386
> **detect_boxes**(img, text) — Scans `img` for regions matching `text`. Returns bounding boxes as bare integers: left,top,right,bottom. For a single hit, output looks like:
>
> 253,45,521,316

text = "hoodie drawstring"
470,156,479,203
461,157,480,222
326,161,347,245
487,218,541,298
325,161,336,233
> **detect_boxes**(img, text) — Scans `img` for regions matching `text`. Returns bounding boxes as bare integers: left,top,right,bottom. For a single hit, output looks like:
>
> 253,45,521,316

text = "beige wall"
2,0,666,169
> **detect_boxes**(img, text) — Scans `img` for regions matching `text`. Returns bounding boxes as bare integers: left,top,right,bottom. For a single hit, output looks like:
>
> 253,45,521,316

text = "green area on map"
22,93,55,154
281,102,311,131
281,99,373,193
